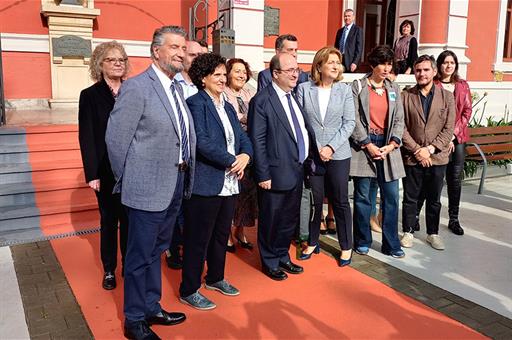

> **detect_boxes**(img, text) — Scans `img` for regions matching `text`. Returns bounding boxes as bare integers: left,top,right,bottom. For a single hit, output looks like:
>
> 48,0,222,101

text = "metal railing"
0,35,6,126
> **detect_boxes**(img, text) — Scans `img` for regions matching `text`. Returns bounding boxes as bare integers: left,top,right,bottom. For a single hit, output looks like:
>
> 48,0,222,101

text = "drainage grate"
0,227,100,247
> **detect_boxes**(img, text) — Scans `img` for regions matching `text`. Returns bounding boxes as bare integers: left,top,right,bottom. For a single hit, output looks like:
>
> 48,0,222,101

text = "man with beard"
400,55,455,251
106,25,196,340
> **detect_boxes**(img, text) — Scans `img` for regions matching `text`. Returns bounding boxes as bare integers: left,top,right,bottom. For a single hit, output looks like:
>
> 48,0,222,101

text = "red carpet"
51,232,485,339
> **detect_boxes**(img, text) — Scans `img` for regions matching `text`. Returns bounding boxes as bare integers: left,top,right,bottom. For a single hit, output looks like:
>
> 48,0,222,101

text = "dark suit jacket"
334,24,363,72
401,85,456,166
257,68,309,92
187,90,253,197
78,79,116,184
248,84,321,191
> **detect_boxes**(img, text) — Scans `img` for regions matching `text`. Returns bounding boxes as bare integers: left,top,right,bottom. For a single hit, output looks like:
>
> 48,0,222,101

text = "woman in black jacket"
78,41,130,290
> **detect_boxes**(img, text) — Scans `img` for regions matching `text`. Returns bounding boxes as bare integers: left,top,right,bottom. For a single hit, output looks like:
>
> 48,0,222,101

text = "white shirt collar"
271,81,291,99
174,72,193,85
345,22,354,30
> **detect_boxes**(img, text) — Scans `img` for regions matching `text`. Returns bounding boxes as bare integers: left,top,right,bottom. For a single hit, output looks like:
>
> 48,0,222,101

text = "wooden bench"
465,125,512,194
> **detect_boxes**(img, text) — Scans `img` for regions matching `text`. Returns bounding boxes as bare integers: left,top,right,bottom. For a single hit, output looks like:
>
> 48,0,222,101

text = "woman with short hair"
394,20,418,74
350,45,406,258
179,53,253,310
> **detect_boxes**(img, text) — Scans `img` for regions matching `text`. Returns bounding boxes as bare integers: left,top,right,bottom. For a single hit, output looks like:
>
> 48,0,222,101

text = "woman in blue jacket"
179,53,253,311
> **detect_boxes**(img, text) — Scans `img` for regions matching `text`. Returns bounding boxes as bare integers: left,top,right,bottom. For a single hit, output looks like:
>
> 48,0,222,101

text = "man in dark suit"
106,26,196,340
334,9,363,73
257,34,309,92
249,53,317,281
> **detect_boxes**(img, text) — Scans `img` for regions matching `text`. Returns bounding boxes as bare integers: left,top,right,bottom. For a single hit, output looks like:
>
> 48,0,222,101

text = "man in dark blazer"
334,9,363,73
400,55,455,252
249,53,318,281
257,34,309,92
106,26,195,340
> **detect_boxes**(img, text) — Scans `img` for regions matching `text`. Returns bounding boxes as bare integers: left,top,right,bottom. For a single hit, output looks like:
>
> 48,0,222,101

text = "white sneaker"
400,232,414,248
426,234,445,250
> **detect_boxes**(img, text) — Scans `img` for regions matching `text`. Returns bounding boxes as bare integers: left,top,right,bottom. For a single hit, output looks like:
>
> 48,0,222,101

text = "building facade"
0,0,510,119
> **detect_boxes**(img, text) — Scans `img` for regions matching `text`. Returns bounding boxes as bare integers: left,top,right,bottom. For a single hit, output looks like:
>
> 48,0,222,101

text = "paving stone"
446,312,485,330
478,322,512,339
445,294,479,309
498,316,512,328
422,297,454,309
462,305,504,325
30,332,52,340
51,326,93,340
438,303,469,317
12,241,92,340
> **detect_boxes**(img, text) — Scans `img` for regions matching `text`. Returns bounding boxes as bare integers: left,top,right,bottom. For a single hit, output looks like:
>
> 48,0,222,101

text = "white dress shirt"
174,72,198,99
151,64,190,163
317,87,331,122
272,82,310,160
206,92,239,196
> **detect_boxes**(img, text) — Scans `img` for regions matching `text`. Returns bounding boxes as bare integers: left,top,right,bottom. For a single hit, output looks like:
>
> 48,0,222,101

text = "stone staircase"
0,125,99,246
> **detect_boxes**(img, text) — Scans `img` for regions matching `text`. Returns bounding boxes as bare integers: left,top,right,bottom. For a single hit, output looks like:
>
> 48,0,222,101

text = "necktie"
236,96,247,114
339,26,348,53
170,81,190,163
286,93,306,163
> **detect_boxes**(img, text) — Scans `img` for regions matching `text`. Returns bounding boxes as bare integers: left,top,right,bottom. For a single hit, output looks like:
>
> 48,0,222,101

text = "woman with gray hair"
78,41,130,290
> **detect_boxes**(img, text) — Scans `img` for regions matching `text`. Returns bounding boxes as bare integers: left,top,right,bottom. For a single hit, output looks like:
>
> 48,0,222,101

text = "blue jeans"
369,178,378,216
353,134,402,253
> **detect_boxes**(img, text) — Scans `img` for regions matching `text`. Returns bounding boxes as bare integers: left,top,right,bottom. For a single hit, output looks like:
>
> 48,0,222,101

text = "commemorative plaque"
264,6,279,36
52,35,92,58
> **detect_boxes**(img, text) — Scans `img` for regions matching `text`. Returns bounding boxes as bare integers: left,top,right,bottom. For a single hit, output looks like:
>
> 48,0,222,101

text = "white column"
219,0,265,71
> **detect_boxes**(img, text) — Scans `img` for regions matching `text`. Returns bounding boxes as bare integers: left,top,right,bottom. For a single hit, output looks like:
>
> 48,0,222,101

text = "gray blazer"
349,76,405,181
105,66,196,212
297,80,355,160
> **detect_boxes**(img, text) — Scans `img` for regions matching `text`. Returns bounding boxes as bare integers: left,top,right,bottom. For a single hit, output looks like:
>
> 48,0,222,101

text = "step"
0,141,79,154
0,200,97,222
0,127,27,145
0,159,82,175
0,215,40,234
0,180,89,206
41,210,100,236
1,167,85,186
0,225,44,246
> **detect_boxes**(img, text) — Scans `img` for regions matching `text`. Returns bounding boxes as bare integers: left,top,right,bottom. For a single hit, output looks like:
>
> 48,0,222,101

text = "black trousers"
402,164,447,235
446,142,466,221
309,158,352,250
257,175,303,270
180,195,236,297
95,179,128,273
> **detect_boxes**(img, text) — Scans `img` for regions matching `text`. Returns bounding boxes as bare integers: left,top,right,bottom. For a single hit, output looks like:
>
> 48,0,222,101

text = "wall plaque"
52,35,91,58
264,6,279,36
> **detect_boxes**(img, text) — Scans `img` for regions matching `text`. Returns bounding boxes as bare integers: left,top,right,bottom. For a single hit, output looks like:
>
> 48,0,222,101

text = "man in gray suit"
106,25,196,340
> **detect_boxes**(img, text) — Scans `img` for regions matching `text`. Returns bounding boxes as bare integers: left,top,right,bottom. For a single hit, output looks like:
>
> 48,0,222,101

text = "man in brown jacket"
400,55,455,251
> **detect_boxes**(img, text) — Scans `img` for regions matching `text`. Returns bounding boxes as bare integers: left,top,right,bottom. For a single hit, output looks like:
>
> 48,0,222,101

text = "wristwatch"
427,145,435,155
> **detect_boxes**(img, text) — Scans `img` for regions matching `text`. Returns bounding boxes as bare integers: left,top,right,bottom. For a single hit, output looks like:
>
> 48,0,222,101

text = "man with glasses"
249,53,318,281
257,34,309,92
400,55,455,251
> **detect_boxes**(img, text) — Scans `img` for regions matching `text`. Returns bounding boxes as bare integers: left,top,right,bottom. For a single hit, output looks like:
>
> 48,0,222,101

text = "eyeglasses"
103,57,127,64
277,68,300,75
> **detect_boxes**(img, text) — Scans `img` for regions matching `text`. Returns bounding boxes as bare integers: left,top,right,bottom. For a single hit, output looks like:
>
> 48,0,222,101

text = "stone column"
418,0,470,77
41,0,100,109
219,0,265,71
